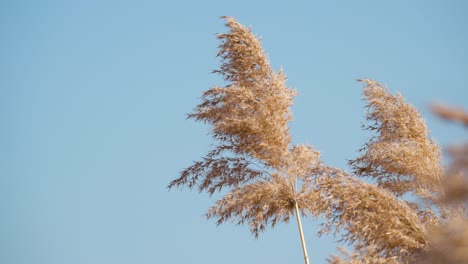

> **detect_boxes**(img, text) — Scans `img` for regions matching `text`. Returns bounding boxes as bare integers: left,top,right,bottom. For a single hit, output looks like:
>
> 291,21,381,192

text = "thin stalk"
294,201,310,264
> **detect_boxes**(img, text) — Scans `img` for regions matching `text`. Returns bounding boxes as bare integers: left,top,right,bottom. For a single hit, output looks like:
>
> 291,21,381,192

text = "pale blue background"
1,0,467,263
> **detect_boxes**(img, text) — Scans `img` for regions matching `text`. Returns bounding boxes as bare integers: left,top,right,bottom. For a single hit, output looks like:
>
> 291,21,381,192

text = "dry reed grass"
414,104,468,264
349,80,444,203
168,17,468,263
168,17,313,239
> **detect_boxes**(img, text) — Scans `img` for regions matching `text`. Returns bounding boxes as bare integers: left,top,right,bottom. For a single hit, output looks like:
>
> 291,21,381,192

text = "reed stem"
295,201,310,264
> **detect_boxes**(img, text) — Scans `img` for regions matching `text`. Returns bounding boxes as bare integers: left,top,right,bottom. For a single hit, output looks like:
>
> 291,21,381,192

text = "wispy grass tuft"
168,17,467,264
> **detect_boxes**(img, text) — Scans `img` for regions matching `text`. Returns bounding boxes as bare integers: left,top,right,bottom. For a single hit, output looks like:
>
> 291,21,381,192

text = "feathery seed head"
190,16,296,169
169,17,467,263
350,80,443,201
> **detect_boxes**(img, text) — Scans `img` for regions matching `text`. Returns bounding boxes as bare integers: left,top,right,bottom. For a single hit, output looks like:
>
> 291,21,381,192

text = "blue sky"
1,1,467,263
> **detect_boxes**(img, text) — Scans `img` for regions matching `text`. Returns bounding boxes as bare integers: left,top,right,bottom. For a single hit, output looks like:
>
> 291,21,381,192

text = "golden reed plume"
169,17,467,264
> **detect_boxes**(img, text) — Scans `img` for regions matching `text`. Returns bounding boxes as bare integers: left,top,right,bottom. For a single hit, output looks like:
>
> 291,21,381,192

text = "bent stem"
295,201,310,264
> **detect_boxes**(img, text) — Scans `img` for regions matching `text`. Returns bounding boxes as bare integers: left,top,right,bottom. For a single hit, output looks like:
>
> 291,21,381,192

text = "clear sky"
1,0,467,263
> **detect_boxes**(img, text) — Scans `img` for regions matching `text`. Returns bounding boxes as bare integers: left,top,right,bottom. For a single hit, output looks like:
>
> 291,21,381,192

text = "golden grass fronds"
215,16,274,86
441,143,468,204
431,103,468,126
169,16,296,195
205,144,322,237
169,152,265,195
417,218,468,264
431,105,468,204
206,176,295,237
314,166,426,261
170,17,467,264
169,17,313,240
414,106,468,263
327,247,401,264
191,16,297,168
350,80,443,203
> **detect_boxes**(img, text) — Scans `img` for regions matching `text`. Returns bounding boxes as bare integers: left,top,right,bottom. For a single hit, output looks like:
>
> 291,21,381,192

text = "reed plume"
169,17,467,263
415,105,468,264
168,16,315,263
349,80,444,203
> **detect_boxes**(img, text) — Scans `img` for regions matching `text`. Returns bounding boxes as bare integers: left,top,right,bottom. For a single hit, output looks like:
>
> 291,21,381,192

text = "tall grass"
168,17,467,263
